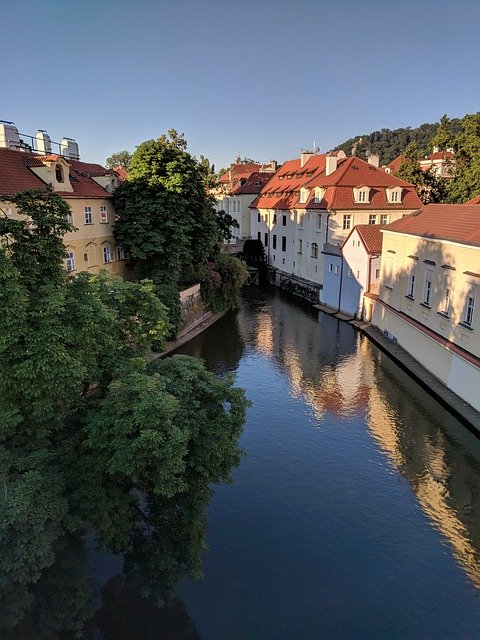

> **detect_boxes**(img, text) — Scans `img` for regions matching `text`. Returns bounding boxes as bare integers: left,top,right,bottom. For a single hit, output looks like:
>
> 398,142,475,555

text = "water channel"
174,287,480,639
5,287,480,639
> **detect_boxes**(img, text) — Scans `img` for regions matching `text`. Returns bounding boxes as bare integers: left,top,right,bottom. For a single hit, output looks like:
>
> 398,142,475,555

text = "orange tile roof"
344,224,386,254
0,147,112,199
230,171,272,195
465,194,480,205
385,155,406,173
383,204,480,247
428,150,454,161
251,155,421,211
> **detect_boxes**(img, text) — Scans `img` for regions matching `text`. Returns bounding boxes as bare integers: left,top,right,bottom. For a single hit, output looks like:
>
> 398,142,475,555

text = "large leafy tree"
105,150,132,170
447,112,480,203
395,142,447,204
0,189,248,638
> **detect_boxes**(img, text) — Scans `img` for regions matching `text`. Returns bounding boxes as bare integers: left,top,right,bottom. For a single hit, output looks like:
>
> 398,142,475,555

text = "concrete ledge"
151,310,228,360
351,321,480,435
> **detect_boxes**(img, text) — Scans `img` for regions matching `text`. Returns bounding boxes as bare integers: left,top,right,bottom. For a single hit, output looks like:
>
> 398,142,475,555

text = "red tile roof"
230,171,272,195
219,162,265,184
465,194,480,205
344,224,386,254
251,155,421,211
427,150,454,161
383,204,480,247
114,166,129,181
0,147,112,199
385,155,406,173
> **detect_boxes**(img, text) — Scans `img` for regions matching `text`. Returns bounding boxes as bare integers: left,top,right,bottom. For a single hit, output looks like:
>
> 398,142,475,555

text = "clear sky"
1,0,479,169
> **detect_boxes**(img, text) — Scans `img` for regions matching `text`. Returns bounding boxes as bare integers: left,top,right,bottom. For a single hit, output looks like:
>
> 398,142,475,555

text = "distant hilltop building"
0,120,128,275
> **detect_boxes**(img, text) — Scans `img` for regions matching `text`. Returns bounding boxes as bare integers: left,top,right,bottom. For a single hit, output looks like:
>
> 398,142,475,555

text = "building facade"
372,204,480,412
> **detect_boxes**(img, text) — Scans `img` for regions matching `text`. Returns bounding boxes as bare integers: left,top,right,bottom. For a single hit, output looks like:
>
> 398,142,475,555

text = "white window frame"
84,206,92,224
103,244,112,264
463,292,475,327
406,271,416,298
422,268,433,306
343,214,352,230
369,214,377,225
299,188,309,204
354,187,370,204
66,251,75,272
380,214,389,225
117,246,129,261
311,242,318,258
100,205,108,223
298,239,303,254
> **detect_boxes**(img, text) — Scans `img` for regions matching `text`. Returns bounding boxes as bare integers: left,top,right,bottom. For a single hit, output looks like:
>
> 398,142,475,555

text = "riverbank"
151,310,228,359
313,303,480,434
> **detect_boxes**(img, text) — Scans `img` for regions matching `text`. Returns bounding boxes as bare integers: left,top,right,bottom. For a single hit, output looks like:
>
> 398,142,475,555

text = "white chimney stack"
325,153,338,176
36,130,52,155
367,153,379,168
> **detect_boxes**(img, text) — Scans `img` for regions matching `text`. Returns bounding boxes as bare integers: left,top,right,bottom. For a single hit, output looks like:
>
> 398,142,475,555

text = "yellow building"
0,146,127,275
372,204,480,411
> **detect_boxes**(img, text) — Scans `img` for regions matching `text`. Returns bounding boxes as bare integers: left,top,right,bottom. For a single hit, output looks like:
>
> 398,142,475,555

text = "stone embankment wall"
179,284,208,336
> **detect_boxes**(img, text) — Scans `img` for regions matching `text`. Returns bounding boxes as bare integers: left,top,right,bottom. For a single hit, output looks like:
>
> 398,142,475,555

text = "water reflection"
243,288,480,590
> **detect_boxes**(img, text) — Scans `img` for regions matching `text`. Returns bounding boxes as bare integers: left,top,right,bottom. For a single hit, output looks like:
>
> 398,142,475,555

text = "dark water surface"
174,288,480,639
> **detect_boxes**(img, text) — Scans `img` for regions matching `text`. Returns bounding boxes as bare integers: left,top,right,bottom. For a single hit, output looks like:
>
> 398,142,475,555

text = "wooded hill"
333,117,463,166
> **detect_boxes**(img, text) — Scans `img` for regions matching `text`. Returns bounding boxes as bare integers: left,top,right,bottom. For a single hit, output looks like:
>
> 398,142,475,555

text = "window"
65,251,75,272
257,212,261,223
423,269,433,306
281,236,286,252
463,294,475,327
237,201,241,212
441,286,451,316
55,164,64,183
343,215,352,230
311,242,318,258
117,246,129,260
264,233,268,247
380,214,389,225
299,188,309,203
84,206,92,224
103,244,112,264
257,232,261,241
100,206,108,223
282,215,287,226
314,187,325,203
348,269,352,278
386,188,402,204
317,214,321,229
375,268,380,279
272,234,277,249
407,271,416,298
329,263,333,273
273,214,277,225
354,187,370,203
298,239,303,254
334,265,339,275
369,214,377,225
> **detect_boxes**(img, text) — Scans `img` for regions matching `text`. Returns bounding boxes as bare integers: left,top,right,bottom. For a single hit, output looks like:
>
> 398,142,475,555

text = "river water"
174,287,480,639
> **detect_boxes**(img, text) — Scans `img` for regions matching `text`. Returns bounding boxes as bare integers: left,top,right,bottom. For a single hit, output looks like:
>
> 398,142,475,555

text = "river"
173,287,480,639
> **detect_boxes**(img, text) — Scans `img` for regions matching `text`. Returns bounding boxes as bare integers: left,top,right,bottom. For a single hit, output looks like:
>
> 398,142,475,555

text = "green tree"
0,189,248,637
447,112,480,203
431,114,454,151
200,253,249,313
105,150,132,170
394,142,447,204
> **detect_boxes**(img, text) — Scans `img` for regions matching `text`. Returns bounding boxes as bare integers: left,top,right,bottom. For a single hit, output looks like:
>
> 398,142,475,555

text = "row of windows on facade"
326,262,381,280
256,232,319,257
65,245,129,272
384,258,476,328
81,205,109,225
257,211,390,229
264,186,403,204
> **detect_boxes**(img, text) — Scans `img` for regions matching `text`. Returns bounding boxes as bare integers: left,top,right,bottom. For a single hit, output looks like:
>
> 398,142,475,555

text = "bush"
200,254,248,313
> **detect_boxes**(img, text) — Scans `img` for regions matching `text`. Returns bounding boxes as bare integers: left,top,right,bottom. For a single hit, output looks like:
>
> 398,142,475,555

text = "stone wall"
179,284,208,336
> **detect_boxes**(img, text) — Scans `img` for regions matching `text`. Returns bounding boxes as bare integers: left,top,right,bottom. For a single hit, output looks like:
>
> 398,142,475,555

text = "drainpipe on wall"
335,250,344,314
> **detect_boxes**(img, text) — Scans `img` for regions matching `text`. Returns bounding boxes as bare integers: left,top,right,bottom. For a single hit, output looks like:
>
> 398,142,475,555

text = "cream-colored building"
372,204,480,412
0,142,126,275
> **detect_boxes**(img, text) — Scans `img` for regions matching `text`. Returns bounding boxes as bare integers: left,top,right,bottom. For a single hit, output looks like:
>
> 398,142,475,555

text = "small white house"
321,225,384,318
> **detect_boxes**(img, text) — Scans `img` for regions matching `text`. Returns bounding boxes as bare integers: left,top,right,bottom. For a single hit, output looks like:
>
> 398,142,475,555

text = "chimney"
300,151,314,167
35,130,52,155
60,137,80,160
325,153,338,176
432,145,439,153
367,153,379,168
269,159,277,171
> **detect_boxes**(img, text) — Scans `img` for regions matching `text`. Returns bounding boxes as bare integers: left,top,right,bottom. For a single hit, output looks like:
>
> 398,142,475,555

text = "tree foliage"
334,116,463,166
105,150,132,170
0,189,248,637
394,142,448,205
447,112,480,203
200,253,249,313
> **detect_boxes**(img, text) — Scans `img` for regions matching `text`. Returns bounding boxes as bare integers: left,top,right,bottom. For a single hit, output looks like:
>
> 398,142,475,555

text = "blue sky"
1,0,479,169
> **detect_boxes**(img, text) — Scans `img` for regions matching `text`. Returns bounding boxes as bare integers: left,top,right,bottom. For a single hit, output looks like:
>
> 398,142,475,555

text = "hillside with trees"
333,116,463,166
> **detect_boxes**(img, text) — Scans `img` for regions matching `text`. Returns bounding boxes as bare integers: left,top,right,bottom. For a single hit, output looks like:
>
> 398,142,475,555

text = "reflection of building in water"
367,358,480,589
248,291,480,589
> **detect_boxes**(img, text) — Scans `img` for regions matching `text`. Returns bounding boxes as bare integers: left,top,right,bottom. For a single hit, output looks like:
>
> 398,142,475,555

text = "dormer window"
314,187,325,203
386,187,402,203
353,187,370,203
55,164,64,183
299,187,309,204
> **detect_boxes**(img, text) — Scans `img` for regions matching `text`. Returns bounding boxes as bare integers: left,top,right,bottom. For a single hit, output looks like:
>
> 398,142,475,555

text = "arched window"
311,242,318,258
55,164,64,183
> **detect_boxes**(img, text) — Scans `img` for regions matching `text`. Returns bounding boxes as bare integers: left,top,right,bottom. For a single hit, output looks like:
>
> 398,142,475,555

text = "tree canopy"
447,112,480,203
105,150,132,170
0,189,248,638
